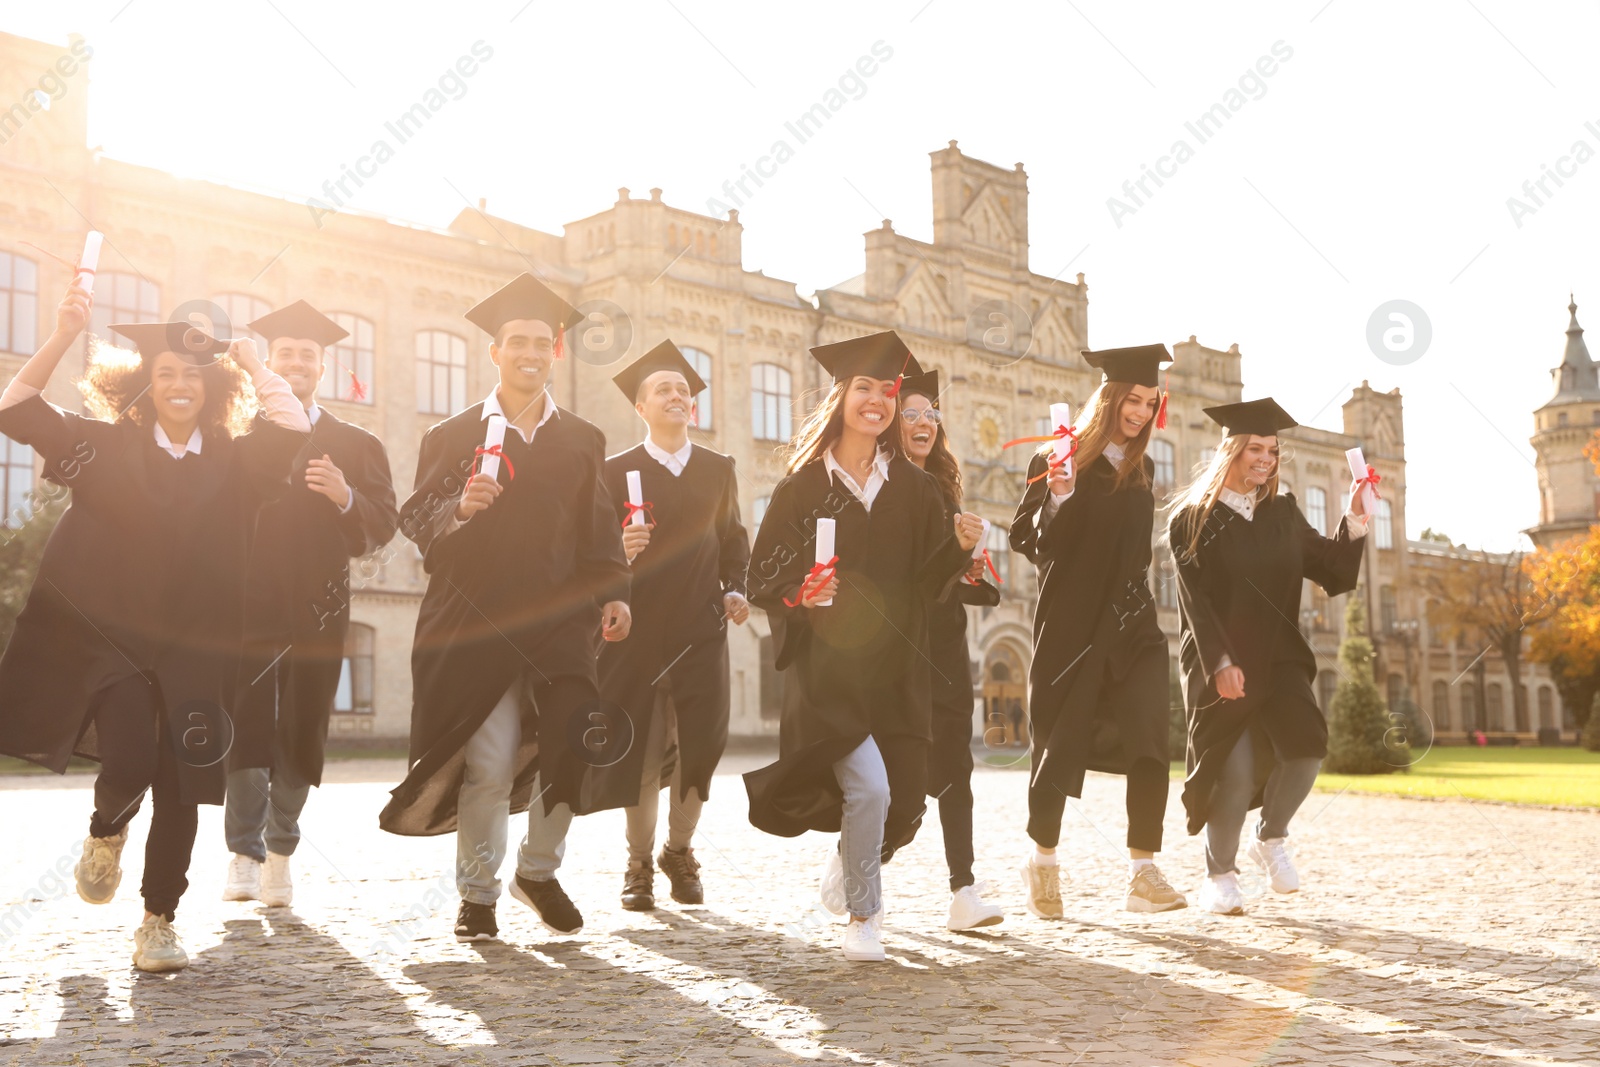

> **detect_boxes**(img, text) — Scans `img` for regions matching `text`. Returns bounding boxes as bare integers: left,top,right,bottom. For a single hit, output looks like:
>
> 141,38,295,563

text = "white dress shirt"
643,434,693,477
1041,440,1126,524
824,447,891,512
483,387,558,444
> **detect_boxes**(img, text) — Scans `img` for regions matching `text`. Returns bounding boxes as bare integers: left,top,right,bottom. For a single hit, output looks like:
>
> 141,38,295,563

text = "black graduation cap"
465,272,584,342
810,331,921,389
898,368,940,400
109,321,229,367
612,340,706,401
1081,344,1171,388
248,300,349,349
1203,397,1298,437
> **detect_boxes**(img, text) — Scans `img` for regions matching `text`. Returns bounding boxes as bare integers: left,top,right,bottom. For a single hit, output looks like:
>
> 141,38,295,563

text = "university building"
0,30,1577,748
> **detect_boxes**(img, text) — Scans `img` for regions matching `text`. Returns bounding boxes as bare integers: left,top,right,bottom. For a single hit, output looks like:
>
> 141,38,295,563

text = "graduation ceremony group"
0,263,1381,974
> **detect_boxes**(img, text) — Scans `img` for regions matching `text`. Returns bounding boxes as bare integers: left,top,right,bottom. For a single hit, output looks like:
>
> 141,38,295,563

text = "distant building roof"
1541,295,1600,408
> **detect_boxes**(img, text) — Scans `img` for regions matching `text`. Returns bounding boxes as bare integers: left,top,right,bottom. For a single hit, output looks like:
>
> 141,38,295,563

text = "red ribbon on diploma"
621,501,655,528
1000,424,1078,484
966,548,1003,586
473,444,515,481
1356,464,1381,501
783,555,839,607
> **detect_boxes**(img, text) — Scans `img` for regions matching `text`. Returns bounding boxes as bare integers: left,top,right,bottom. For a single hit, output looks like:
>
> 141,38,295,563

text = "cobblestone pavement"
2,753,1597,1066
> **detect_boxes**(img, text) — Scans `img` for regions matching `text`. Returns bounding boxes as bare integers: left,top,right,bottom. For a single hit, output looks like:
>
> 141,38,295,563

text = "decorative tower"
1528,296,1600,549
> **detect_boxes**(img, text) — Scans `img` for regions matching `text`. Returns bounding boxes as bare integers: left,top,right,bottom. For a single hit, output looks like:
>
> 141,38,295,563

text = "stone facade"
0,31,1566,746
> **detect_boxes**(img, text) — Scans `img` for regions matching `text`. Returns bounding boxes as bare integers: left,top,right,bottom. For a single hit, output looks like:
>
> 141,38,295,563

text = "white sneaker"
75,829,127,905
1198,872,1246,915
1020,858,1064,920
947,884,1005,931
132,914,189,973
223,854,261,902
1247,836,1300,893
842,910,886,962
818,849,846,917
260,852,293,907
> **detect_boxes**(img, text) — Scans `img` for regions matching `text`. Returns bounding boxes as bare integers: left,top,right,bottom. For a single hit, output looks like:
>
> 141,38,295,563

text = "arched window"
1,434,33,528
1486,683,1504,731
1148,438,1175,497
1386,672,1404,711
0,250,39,356
750,363,792,442
1432,680,1450,727
213,293,271,348
984,523,1009,586
333,622,375,714
1374,498,1394,549
1304,486,1328,535
1460,683,1478,732
321,312,376,404
681,346,713,429
1538,686,1554,730
87,271,161,359
1379,585,1397,633
416,330,468,415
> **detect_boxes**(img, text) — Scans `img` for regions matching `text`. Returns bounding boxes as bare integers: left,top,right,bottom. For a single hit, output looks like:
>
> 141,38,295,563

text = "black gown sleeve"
917,477,974,603
0,395,106,489
398,424,474,571
1008,451,1051,561
336,430,399,558
233,420,306,505
1170,504,1237,684
577,430,631,608
717,459,751,597
745,472,822,671
1295,495,1366,597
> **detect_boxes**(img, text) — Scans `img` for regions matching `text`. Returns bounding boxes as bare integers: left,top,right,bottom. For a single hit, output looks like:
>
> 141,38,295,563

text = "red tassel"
1155,366,1170,430
346,367,367,402
553,325,565,359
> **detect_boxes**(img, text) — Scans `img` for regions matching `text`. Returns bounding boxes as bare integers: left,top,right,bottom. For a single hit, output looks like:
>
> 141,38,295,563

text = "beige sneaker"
260,852,293,907
222,854,260,902
1125,864,1188,913
75,828,128,905
1020,858,1064,920
132,914,189,973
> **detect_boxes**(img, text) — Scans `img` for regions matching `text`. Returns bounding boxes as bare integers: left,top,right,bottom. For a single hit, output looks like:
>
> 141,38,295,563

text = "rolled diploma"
1345,447,1376,516
971,517,991,560
1050,401,1074,477
480,414,507,482
78,231,103,295
626,469,646,526
813,517,835,607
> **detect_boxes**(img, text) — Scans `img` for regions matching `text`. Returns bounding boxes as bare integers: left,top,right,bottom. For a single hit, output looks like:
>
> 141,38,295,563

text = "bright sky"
10,1,1599,552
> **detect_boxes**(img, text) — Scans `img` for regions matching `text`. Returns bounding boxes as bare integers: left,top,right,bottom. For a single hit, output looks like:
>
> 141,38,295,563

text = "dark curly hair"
899,381,962,513
77,337,256,439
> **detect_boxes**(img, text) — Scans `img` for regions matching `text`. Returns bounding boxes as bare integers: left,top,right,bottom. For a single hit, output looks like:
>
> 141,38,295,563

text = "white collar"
482,388,558,443
153,421,203,458
307,402,323,427
642,434,693,475
1218,485,1257,520
1103,440,1126,468
824,447,891,510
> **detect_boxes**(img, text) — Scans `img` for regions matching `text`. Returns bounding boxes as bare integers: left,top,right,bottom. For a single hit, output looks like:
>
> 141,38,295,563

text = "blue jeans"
224,741,311,863
1204,727,1321,876
833,736,891,920
457,683,575,905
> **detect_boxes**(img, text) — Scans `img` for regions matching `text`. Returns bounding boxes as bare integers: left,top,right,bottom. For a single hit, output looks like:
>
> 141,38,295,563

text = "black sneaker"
509,874,584,935
657,846,704,905
621,861,655,912
454,900,498,942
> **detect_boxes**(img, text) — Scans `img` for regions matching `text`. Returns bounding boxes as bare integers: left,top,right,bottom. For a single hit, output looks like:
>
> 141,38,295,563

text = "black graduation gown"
582,443,749,815
233,408,398,786
379,401,630,837
0,394,303,805
1009,450,1170,799
1168,492,1364,835
926,495,999,797
741,454,970,838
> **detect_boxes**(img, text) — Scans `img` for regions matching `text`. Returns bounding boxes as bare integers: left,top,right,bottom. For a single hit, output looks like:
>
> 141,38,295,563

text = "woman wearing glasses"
1009,346,1186,918
898,370,1005,931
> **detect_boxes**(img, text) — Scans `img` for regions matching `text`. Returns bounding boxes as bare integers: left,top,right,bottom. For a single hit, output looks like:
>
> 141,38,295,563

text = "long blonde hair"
783,377,902,474
1046,380,1154,492
1169,433,1281,561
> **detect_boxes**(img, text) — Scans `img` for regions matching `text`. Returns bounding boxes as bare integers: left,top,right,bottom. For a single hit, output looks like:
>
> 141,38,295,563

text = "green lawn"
1313,746,1600,809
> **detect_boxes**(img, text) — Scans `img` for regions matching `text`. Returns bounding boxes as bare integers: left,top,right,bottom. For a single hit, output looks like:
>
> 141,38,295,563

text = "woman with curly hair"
0,281,310,972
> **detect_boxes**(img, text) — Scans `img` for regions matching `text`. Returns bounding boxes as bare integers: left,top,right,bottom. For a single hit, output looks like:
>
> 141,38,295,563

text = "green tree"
1326,594,1408,774
0,498,63,650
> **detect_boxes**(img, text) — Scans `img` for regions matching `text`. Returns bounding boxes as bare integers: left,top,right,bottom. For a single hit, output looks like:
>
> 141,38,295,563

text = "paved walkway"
2,754,1597,1066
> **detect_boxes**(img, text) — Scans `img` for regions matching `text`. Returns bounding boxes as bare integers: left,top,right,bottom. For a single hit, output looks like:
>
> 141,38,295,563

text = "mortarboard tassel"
346,367,367,402
881,349,914,399
552,325,565,360
1155,365,1170,430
